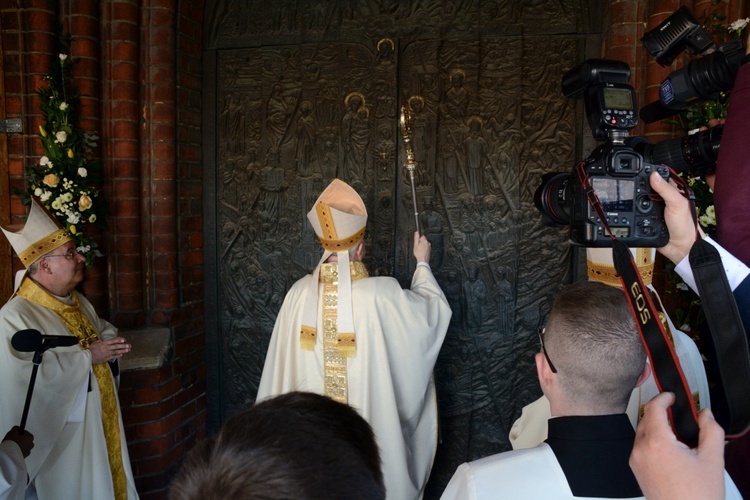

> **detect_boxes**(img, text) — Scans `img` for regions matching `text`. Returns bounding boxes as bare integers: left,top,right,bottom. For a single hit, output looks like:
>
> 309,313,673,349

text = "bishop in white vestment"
258,179,452,499
0,199,138,499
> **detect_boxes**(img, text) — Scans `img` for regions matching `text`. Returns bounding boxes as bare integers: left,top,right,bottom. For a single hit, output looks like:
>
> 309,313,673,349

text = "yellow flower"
43,174,60,187
78,194,93,211
69,225,77,235
67,149,74,159
39,125,47,137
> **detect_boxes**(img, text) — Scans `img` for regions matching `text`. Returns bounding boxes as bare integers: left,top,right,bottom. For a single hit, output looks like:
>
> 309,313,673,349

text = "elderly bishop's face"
41,241,86,293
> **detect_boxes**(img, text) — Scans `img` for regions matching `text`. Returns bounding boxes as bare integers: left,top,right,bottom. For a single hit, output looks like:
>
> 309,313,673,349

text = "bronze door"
203,1,601,494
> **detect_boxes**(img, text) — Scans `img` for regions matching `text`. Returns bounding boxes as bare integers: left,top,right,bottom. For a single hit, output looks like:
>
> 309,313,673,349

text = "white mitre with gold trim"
301,179,367,354
0,198,71,268
587,247,655,287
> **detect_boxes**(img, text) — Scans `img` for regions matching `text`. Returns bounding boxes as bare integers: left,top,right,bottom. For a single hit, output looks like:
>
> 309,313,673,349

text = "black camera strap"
689,240,750,438
576,162,700,446
577,161,750,442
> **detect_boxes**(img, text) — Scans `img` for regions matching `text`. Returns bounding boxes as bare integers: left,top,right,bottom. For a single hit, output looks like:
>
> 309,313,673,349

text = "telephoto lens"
636,126,722,177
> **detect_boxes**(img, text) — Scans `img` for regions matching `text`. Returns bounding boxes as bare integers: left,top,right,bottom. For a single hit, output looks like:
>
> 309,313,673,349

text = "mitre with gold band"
301,178,368,356
587,246,674,346
587,247,655,288
1,198,72,268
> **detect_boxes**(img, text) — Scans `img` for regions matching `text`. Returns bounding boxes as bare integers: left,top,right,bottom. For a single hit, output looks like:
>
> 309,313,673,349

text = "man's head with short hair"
169,392,385,500
537,281,647,416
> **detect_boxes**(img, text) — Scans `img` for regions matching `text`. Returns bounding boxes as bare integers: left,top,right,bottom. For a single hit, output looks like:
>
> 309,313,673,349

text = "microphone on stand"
12,329,78,352
10,329,80,432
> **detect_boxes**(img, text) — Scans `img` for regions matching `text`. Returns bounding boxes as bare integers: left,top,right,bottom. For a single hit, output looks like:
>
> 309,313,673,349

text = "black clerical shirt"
545,414,642,498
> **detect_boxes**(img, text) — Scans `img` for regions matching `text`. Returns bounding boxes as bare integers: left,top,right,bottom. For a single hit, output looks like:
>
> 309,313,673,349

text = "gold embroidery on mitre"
16,277,128,500
18,228,71,267
587,248,654,287
300,325,316,351
316,202,338,240
317,227,367,252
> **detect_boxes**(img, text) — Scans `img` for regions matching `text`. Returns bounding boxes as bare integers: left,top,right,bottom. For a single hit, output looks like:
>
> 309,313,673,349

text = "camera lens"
638,126,722,176
534,172,571,225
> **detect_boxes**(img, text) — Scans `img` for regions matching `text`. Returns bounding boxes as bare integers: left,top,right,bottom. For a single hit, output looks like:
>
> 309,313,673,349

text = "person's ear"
635,362,652,388
535,351,555,388
355,240,366,260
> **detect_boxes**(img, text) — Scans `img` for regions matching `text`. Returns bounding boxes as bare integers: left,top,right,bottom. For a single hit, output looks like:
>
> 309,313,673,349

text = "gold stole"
17,278,128,500
318,261,368,404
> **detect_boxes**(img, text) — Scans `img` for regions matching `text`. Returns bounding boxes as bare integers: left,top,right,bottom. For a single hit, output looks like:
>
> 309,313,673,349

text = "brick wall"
0,1,205,498
0,0,744,498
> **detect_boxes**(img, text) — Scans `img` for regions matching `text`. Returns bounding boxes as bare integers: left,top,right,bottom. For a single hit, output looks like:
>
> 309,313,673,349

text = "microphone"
11,329,79,353
639,100,681,124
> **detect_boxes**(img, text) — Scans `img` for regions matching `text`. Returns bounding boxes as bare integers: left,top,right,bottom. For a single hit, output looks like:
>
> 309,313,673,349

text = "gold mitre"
0,198,71,268
307,178,367,251
587,247,655,288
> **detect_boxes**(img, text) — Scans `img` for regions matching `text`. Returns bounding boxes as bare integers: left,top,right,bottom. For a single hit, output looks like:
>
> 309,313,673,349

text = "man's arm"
650,172,750,335
413,231,431,266
650,172,750,292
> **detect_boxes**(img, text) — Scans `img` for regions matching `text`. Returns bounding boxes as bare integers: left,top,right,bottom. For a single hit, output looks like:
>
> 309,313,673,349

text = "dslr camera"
534,59,670,247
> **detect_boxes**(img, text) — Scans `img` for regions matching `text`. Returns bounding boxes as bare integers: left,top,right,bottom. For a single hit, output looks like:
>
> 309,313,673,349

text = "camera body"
534,59,670,247
570,141,670,247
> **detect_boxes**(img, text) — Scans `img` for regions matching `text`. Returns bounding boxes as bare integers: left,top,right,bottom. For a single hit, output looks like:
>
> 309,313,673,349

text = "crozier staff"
401,104,422,234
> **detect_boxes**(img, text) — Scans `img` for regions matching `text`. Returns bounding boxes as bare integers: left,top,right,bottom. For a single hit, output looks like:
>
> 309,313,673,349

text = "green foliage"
20,35,106,266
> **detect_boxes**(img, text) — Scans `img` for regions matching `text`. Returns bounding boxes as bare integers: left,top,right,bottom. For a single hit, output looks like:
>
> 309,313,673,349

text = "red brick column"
65,0,108,311
103,0,145,328
141,0,179,325
7,1,57,226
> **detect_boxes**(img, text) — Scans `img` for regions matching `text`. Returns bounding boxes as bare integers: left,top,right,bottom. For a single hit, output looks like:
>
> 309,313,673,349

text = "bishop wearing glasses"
0,199,138,499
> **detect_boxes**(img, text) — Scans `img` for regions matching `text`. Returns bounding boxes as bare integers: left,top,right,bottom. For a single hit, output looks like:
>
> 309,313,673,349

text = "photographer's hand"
649,172,704,264
630,392,725,500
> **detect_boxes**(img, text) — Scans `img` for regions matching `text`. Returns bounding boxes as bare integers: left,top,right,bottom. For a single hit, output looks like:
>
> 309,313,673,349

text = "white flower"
729,18,750,33
66,212,80,225
59,102,68,111
59,54,68,61
699,210,716,227
89,214,97,223
51,199,62,210
39,156,51,166
78,167,88,178
40,190,52,202
63,192,73,203
55,131,67,143
34,188,42,197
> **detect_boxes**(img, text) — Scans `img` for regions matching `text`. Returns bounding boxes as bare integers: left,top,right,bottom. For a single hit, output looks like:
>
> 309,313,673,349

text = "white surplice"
0,291,138,499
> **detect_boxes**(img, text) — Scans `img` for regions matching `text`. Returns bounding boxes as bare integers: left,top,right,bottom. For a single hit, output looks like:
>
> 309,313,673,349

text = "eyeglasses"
44,248,79,261
537,327,558,373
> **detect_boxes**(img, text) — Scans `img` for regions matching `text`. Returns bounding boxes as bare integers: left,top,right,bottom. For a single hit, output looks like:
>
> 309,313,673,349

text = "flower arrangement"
21,35,105,266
